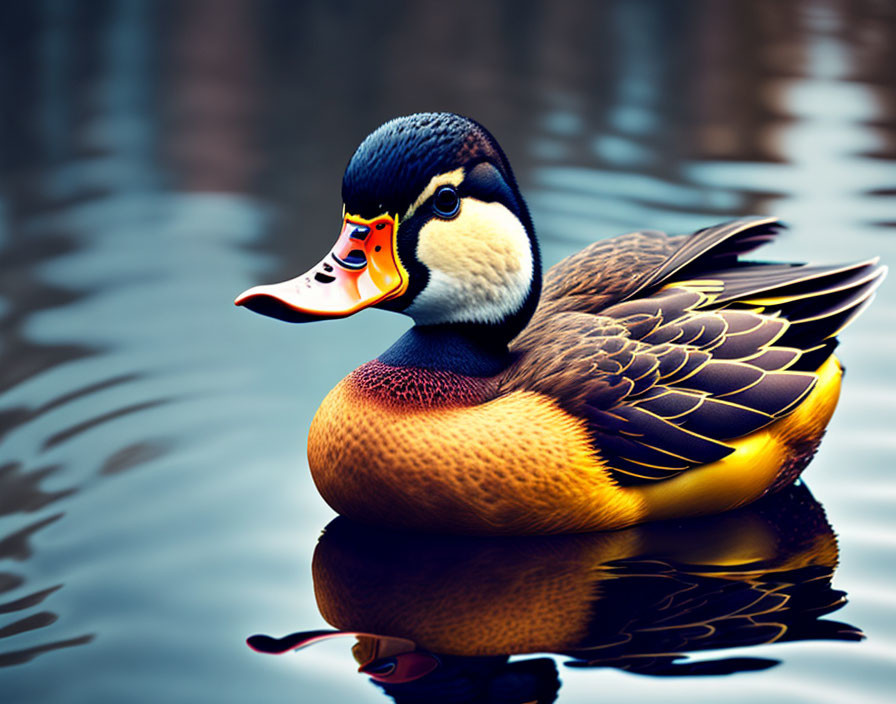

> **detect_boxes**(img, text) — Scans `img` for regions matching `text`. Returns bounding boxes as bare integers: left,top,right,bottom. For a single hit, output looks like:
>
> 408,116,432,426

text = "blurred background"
0,1,894,702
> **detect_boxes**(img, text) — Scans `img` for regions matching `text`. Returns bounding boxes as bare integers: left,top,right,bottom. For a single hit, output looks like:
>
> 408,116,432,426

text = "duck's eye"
432,186,460,219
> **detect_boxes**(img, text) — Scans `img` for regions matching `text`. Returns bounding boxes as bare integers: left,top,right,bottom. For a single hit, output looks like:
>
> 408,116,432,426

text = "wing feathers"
673,397,773,440
503,218,884,486
741,347,800,371
718,259,881,306
716,372,815,417
709,318,786,359
587,404,735,466
623,217,782,300
676,361,764,397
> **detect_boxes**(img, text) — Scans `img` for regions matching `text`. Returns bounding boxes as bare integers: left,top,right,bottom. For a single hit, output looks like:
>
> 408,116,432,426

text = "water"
1,1,894,702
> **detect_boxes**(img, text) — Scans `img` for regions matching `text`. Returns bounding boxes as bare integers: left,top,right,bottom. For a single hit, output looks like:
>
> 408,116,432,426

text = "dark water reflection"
254,484,860,704
1,1,894,702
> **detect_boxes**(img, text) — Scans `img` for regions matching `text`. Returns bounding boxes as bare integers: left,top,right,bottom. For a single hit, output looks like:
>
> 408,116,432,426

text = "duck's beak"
234,213,408,322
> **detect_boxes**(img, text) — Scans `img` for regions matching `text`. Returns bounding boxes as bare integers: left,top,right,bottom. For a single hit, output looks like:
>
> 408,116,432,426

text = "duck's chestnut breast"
347,360,499,409
305,360,642,534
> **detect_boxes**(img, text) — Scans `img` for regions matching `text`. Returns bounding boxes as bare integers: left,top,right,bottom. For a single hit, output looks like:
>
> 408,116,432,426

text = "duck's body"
308,223,853,534
237,113,884,535
309,355,843,536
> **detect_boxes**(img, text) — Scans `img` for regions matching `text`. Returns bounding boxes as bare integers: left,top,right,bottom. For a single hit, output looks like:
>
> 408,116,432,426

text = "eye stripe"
402,168,465,220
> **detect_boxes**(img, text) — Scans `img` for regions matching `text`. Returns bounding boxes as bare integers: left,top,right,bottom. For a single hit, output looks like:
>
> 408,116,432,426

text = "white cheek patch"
405,198,534,326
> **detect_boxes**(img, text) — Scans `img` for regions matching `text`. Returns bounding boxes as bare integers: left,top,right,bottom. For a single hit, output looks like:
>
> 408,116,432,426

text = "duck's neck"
378,324,512,377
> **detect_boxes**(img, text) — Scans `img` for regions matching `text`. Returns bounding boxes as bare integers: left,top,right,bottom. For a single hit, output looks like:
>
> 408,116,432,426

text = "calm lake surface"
1,1,895,702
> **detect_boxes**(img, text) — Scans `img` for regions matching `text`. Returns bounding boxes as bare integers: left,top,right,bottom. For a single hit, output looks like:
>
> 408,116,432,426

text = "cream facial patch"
405,198,533,326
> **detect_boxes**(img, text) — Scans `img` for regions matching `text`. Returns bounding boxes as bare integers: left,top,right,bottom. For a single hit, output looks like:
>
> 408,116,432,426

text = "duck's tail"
629,217,887,371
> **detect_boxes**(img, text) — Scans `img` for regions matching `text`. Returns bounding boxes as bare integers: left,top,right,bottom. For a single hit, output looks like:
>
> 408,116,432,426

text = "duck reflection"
250,484,860,702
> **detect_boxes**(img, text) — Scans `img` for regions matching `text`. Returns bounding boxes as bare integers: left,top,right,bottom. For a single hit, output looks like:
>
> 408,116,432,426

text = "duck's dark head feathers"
342,112,516,220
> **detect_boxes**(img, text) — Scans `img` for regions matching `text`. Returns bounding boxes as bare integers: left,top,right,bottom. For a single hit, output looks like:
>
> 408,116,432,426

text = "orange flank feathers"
309,372,643,535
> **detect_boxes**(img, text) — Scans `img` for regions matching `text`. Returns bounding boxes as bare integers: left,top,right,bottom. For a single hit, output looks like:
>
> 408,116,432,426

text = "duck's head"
235,113,540,343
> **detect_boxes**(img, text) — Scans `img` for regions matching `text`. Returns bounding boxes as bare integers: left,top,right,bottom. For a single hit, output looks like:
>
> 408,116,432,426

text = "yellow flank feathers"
639,355,842,520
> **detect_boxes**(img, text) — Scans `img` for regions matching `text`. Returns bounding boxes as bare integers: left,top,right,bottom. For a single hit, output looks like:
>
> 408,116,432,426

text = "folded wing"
503,218,886,485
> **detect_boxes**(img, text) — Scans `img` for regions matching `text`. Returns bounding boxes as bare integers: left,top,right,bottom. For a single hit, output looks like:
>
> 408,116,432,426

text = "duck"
235,112,886,535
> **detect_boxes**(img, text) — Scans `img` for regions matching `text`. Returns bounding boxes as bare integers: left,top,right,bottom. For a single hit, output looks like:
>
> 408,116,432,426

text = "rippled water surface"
2,2,895,702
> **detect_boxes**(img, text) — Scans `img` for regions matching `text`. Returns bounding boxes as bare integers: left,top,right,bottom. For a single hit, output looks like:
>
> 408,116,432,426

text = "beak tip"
232,288,320,323
234,287,258,307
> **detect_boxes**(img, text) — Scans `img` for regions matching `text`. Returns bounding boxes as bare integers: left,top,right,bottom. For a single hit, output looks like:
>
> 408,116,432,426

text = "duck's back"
529,217,782,320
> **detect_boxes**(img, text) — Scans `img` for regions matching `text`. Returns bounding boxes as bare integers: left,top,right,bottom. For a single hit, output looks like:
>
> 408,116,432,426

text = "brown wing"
503,218,886,485
501,290,817,481
620,216,782,301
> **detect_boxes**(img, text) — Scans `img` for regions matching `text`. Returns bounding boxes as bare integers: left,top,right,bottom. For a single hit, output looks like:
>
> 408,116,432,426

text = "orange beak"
235,213,408,322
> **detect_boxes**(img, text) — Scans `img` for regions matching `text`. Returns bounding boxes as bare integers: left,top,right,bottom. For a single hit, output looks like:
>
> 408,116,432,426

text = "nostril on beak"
333,250,368,269
344,249,367,266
